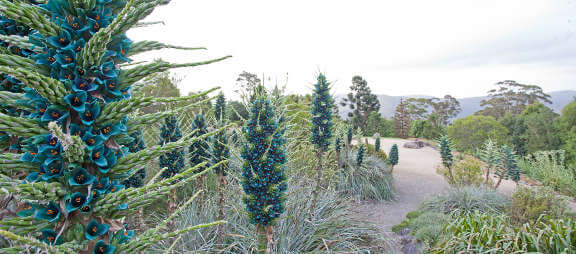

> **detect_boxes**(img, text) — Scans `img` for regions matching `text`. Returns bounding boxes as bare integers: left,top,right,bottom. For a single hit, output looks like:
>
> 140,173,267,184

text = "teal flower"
99,122,124,139
63,39,86,54
73,77,98,92
41,158,63,180
64,91,88,112
47,29,71,48
115,227,133,244
38,143,63,158
82,131,105,150
101,78,121,96
65,192,90,212
85,220,110,241
41,228,62,245
80,204,92,213
41,105,69,123
34,48,57,67
81,101,101,126
70,123,91,137
90,146,108,167
99,61,117,78
16,203,35,217
93,240,115,254
92,177,110,196
35,202,60,222
69,168,96,186
55,48,75,68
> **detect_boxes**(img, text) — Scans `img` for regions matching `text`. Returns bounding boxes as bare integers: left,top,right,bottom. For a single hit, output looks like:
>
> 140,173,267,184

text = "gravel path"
354,138,448,252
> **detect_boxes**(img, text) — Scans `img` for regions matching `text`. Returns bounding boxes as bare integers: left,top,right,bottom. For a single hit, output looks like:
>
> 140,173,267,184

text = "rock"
403,141,424,149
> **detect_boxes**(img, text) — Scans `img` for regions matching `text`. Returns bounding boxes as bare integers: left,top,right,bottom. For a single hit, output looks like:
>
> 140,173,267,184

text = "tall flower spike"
0,0,231,253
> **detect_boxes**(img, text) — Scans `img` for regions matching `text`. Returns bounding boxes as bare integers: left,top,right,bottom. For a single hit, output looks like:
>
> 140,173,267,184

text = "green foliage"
406,95,461,125
394,98,411,138
159,116,186,178
407,212,450,245
509,186,570,226
447,115,508,152
432,211,576,254
502,146,520,183
558,98,576,166
519,150,576,196
499,113,528,156
520,103,561,153
439,136,453,169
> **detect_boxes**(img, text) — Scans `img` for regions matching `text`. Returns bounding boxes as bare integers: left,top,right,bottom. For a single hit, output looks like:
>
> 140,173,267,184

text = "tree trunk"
484,166,491,184
494,174,504,189
217,172,226,244
265,225,274,254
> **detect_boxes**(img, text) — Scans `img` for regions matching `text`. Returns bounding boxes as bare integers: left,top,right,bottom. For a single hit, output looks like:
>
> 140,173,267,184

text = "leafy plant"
449,156,484,187
508,186,570,226
337,150,395,201
519,150,576,196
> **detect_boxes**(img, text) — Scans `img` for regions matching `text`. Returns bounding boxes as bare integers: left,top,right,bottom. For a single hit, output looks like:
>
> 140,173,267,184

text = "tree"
447,115,508,152
557,98,576,166
500,113,528,156
394,98,411,138
388,144,399,171
211,93,230,242
477,80,552,119
340,76,380,130
241,86,287,253
235,71,261,101
520,103,561,153
138,72,182,114
405,95,461,125
0,0,231,252
228,100,249,122
310,73,333,212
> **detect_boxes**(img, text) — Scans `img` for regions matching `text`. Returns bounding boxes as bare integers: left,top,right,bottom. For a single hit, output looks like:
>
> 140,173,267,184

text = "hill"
335,90,576,119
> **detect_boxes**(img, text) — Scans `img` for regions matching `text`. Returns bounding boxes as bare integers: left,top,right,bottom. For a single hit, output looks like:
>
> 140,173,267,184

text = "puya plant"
189,113,210,205
241,85,287,254
309,73,333,213
0,0,231,253
439,135,454,182
388,144,398,171
158,115,185,214
211,92,230,241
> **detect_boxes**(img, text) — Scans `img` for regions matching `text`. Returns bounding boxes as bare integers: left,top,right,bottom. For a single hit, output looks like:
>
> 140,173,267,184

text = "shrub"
421,186,510,215
519,150,576,196
509,186,570,226
408,211,450,245
449,156,484,187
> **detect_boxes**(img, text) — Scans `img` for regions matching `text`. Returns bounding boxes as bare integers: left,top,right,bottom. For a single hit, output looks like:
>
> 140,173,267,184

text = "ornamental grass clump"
0,0,231,252
241,86,287,253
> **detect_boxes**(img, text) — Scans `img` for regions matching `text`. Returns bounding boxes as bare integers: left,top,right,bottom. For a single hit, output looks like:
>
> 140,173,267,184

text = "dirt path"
354,138,448,251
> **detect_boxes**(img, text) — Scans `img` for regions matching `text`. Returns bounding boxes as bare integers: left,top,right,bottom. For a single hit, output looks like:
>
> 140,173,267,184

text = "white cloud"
127,0,576,99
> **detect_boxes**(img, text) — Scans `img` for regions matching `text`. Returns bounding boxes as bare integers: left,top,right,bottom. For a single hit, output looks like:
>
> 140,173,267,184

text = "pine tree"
439,136,454,181
211,93,229,241
310,73,333,214
241,87,287,253
0,1,230,253
394,98,411,138
388,144,398,171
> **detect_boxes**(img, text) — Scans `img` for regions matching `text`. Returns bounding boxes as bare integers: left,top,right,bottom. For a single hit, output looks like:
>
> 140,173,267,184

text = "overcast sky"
128,0,576,99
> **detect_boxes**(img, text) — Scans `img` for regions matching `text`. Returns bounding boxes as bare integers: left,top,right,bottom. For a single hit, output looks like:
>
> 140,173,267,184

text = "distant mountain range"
335,90,576,119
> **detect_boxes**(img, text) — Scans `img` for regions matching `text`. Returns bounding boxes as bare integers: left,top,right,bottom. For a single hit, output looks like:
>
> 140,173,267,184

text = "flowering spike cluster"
334,136,342,154
347,126,353,145
241,92,287,226
159,116,185,179
189,113,211,172
357,144,365,167
212,93,229,175
439,136,453,169
375,136,381,152
0,1,229,252
311,73,333,152
122,129,146,187
388,144,398,167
